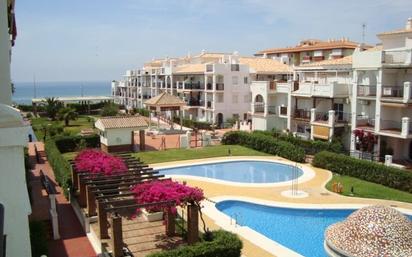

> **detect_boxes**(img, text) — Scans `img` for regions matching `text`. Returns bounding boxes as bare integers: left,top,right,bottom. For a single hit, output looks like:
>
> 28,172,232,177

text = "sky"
11,0,412,82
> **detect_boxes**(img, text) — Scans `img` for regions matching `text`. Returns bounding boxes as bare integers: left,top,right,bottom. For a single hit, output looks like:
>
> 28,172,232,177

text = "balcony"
253,103,276,115
357,85,377,97
206,101,212,109
292,82,349,98
251,81,290,95
279,106,288,117
184,82,204,90
381,82,412,103
293,109,311,121
216,83,224,91
186,100,204,107
206,83,213,90
382,48,412,66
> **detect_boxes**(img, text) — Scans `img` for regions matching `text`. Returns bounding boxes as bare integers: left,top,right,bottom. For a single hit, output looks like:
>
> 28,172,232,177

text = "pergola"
69,152,200,257
144,92,186,130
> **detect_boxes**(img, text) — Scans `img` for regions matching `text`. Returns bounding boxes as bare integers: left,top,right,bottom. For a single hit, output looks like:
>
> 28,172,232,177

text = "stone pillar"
310,108,316,140
111,214,123,257
179,134,188,149
86,185,97,217
187,204,199,245
401,117,410,137
328,110,335,142
385,155,393,166
186,131,191,149
97,200,109,239
165,208,175,237
403,81,411,103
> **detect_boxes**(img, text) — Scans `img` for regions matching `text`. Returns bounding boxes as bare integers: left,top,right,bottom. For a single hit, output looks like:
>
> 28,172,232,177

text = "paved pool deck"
150,156,412,257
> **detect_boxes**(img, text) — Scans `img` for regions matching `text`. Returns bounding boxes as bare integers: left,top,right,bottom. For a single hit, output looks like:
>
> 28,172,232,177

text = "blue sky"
11,0,412,82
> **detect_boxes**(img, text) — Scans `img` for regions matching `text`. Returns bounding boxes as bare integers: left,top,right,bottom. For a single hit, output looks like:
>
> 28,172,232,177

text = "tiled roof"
297,55,352,68
174,64,205,74
378,28,412,36
96,116,148,129
239,57,292,74
144,92,186,106
257,39,363,55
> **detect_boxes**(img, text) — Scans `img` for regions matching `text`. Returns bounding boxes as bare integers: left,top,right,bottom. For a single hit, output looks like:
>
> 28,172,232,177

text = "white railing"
383,48,412,66
293,82,349,97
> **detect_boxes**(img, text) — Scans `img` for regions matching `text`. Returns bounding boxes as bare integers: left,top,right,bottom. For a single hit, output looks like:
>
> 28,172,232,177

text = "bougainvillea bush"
74,149,128,175
131,180,204,213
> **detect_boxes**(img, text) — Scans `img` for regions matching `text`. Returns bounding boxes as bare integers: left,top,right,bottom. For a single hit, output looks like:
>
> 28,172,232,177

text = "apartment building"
0,0,32,256
351,18,412,164
113,52,291,127
255,38,361,66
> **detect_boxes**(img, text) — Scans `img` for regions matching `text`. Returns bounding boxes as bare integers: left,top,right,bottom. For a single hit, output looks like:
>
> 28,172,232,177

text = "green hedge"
54,134,100,153
45,139,72,196
172,117,212,130
222,131,305,162
253,130,344,155
313,151,412,193
148,230,242,257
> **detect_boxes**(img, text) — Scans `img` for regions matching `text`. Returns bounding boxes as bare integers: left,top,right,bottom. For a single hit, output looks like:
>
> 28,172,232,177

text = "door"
217,113,224,128
333,103,344,121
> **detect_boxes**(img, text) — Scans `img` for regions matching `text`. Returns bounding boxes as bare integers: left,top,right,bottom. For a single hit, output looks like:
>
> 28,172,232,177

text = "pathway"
28,142,96,257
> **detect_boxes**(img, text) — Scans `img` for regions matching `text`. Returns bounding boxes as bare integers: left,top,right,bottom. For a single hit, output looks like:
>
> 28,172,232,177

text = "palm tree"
58,107,78,126
43,97,62,120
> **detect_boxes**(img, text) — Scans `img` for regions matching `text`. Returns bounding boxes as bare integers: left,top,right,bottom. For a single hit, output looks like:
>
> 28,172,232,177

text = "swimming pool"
158,160,303,184
216,200,412,257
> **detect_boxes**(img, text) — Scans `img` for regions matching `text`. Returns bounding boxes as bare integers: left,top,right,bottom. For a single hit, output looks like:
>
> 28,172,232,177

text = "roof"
297,55,352,68
95,116,148,130
174,64,205,74
256,39,362,55
144,92,186,106
378,28,412,37
239,57,292,74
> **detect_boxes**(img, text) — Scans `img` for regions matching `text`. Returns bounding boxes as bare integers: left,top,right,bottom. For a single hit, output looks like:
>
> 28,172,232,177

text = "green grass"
31,115,97,139
132,145,270,164
326,174,412,203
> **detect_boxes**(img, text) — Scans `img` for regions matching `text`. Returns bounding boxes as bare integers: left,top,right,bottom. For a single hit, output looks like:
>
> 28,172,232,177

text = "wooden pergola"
70,152,200,257
144,92,186,130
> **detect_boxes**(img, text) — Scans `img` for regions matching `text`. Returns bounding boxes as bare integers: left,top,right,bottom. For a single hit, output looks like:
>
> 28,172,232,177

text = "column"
287,82,292,131
310,108,316,140
97,200,109,239
403,81,411,103
328,110,335,141
165,208,175,237
111,214,123,257
187,204,199,245
86,185,96,216
375,69,382,132
401,117,410,137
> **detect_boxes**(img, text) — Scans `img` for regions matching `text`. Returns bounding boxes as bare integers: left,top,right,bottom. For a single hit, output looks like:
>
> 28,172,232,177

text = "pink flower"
74,149,127,175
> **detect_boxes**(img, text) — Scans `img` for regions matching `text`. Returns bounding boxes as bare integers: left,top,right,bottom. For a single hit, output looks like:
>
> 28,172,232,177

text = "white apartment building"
0,1,32,256
113,52,291,127
351,18,412,164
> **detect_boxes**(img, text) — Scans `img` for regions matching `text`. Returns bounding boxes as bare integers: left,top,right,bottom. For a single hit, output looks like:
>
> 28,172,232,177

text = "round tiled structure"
324,205,412,257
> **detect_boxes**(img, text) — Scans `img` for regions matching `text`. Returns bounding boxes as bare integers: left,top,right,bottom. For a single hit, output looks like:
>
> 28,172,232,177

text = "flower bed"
74,149,128,175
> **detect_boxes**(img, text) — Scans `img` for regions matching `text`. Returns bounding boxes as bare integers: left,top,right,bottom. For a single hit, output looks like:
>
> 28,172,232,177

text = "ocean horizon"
12,81,112,104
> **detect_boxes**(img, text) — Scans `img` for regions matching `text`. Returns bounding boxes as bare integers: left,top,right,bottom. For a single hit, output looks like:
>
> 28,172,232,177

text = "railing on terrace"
381,85,404,98
381,119,402,131
254,103,264,113
293,109,311,120
335,113,351,123
206,83,213,90
184,82,204,90
216,83,224,91
383,49,412,65
187,100,204,106
357,85,377,97
350,151,382,162
315,111,329,122
356,116,375,128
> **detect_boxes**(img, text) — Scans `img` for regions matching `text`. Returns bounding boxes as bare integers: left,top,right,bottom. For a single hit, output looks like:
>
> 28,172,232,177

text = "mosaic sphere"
325,205,412,257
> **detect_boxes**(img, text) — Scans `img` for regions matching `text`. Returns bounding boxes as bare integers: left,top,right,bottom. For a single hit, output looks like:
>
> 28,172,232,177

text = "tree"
101,102,119,117
57,107,78,126
43,97,62,120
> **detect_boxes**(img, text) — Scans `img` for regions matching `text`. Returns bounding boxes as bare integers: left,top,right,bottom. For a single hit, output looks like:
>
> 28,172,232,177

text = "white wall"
106,128,134,146
0,0,12,105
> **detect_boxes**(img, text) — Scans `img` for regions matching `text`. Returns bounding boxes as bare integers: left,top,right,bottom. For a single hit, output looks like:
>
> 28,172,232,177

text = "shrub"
45,139,72,196
54,134,100,153
313,151,412,193
172,117,212,130
74,149,127,175
132,108,150,117
222,131,305,162
101,102,119,116
148,230,242,257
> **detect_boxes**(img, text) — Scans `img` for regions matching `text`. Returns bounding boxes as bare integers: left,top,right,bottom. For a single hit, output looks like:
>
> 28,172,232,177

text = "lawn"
326,174,412,203
132,145,270,164
31,115,97,139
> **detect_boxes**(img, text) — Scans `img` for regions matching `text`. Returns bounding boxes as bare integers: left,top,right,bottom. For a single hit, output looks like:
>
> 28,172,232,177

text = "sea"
12,81,112,105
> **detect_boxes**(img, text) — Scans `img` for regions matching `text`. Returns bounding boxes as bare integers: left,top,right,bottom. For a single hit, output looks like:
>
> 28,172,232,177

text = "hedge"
313,151,412,193
45,139,72,196
253,130,344,155
54,134,100,153
222,131,305,162
148,230,242,257
172,117,212,130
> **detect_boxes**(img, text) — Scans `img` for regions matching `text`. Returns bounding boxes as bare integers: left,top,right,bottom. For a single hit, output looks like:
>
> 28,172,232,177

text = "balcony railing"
184,82,204,90
381,86,403,98
187,100,204,106
357,85,377,97
335,113,351,123
356,116,375,128
382,49,412,66
267,106,276,114
216,83,224,91
381,119,402,132
206,83,213,90
254,103,264,113
315,111,329,122
293,109,311,120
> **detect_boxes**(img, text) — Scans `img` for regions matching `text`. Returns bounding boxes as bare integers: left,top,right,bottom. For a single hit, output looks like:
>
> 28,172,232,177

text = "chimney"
407,17,412,30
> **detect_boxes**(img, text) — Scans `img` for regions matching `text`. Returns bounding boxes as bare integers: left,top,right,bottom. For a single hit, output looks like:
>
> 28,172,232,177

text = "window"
231,64,240,71
217,94,224,103
232,76,238,85
314,50,323,57
244,77,248,84
232,94,238,103
206,64,213,72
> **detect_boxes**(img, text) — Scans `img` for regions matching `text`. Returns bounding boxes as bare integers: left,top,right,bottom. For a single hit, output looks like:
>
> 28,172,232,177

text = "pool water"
216,200,412,257
159,161,303,183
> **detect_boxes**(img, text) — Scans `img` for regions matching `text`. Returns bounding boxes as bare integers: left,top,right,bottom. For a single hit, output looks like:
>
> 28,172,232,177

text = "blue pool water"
217,200,412,257
159,161,303,183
